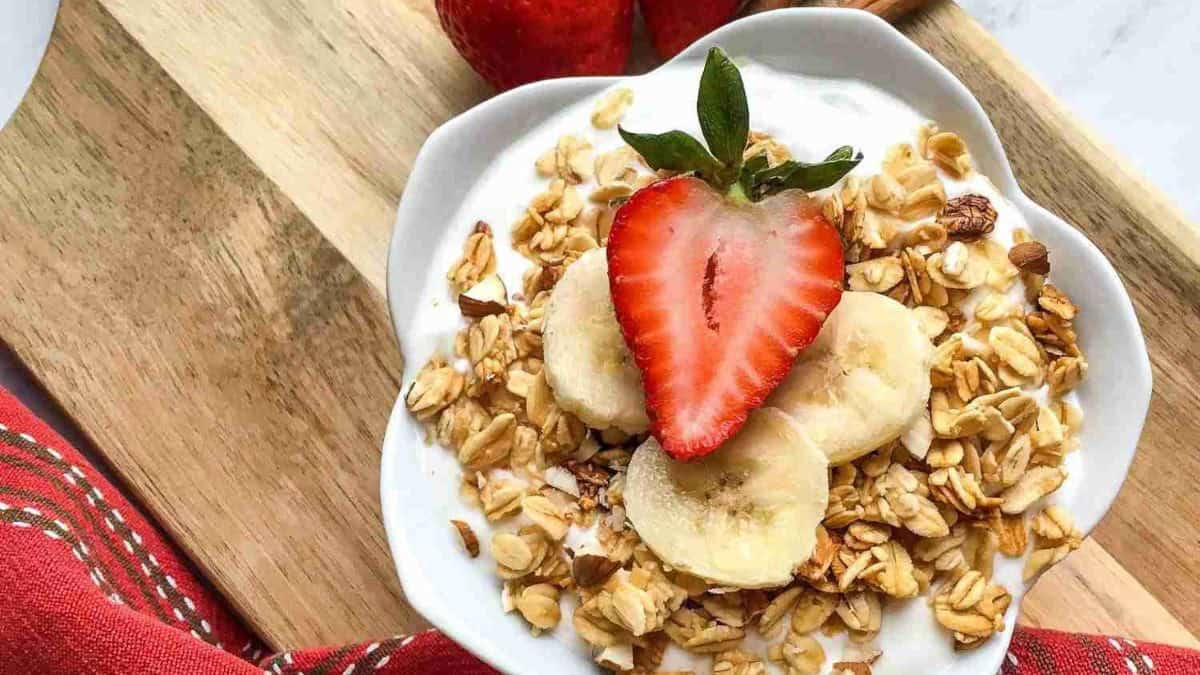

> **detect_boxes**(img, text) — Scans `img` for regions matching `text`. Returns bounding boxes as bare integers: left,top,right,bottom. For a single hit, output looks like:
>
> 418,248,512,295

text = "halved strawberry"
608,176,844,460
611,48,858,460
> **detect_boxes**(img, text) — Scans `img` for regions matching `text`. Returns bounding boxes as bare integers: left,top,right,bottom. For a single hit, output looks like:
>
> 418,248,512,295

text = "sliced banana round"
768,291,934,466
543,247,649,434
624,408,829,588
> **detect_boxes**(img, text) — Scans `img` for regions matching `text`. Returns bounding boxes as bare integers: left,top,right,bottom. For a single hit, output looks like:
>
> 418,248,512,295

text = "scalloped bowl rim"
382,8,1152,674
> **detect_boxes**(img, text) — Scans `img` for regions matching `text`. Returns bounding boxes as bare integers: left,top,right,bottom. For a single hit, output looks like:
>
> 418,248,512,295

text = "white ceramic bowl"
381,8,1151,674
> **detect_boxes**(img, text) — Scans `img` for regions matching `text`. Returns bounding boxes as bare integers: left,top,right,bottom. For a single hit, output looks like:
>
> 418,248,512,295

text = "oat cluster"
407,90,1088,674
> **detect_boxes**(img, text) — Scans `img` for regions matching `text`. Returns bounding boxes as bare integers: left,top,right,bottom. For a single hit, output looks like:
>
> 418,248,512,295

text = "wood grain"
99,0,491,293
0,0,422,646
0,0,1197,654
1019,540,1200,648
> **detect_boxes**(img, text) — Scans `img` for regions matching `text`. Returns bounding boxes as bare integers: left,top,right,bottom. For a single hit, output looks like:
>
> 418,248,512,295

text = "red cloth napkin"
0,385,1194,675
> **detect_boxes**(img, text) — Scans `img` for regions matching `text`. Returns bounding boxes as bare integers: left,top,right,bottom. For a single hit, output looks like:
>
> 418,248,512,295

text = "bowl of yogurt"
381,8,1151,675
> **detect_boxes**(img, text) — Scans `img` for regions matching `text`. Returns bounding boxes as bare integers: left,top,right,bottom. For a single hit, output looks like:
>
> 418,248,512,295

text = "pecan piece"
937,194,997,241
451,519,480,557
1008,241,1050,275
571,554,620,587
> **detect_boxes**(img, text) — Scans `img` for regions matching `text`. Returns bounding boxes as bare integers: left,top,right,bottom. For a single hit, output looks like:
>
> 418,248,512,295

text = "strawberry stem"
620,47,863,201
726,181,751,205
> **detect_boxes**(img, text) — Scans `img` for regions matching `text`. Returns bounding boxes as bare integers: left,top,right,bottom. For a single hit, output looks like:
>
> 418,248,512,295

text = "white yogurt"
404,59,1079,675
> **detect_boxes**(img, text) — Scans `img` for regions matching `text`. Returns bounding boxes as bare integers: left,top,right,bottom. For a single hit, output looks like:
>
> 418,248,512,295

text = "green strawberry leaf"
617,47,857,199
823,145,857,163
697,47,750,171
750,146,863,198
618,127,725,184
738,154,769,197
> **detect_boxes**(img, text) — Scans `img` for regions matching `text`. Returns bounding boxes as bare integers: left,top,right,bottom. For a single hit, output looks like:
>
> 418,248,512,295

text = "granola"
407,83,1090,672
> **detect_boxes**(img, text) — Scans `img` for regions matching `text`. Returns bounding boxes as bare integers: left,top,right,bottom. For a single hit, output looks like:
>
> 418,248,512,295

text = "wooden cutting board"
0,0,1197,652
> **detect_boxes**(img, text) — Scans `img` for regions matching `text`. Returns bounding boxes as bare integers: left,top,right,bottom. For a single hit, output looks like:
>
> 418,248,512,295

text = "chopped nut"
938,195,996,241
1008,241,1050,275
573,554,620,587
634,633,668,672
1039,284,1078,321
451,519,480,557
458,295,506,318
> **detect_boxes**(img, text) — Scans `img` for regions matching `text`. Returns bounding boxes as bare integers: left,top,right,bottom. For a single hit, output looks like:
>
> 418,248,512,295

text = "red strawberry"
639,0,742,60
436,0,635,91
608,176,844,460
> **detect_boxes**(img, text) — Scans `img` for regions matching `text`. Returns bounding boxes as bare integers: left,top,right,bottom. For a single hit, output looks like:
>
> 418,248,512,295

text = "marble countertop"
959,0,1200,221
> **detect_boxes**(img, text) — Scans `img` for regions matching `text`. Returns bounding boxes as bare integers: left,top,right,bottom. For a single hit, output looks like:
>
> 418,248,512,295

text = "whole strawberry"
436,0,635,91
640,0,741,59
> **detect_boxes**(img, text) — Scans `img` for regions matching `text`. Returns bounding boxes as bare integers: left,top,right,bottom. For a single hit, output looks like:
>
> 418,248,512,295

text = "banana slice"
624,408,829,588
543,248,649,433
768,291,934,466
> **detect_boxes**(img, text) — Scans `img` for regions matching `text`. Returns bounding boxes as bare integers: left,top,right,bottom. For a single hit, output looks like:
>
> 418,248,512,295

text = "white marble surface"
958,0,1200,221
